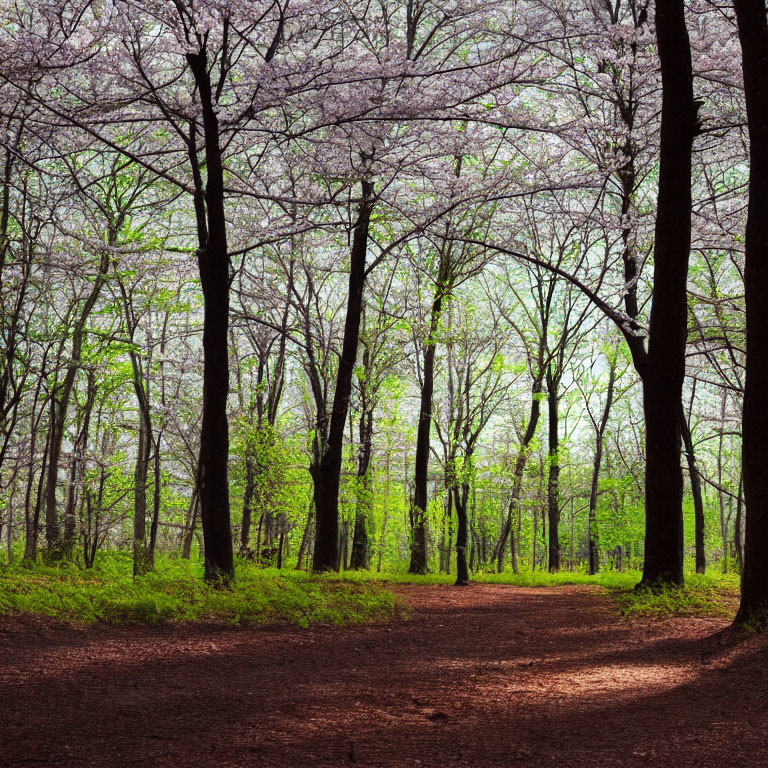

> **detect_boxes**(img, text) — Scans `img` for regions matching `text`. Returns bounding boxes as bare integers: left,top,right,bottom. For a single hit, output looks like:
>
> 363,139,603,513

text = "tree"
733,0,768,627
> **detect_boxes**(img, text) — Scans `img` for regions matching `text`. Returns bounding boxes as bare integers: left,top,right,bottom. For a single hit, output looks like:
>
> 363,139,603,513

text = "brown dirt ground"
1,583,767,768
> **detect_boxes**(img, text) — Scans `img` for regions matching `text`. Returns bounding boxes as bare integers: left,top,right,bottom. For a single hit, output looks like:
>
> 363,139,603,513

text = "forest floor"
1,583,767,767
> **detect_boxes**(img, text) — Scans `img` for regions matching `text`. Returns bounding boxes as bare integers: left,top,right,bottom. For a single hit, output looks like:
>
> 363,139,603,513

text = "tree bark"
546,366,561,572
638,0,697,587
349,405,373,569
679,402,706,574
454,480,470,585
734,0,768,627
188,49,234,582
493,375,542,571
62,370,96,559
130,349,153,577
408,281,445,574
239,456,255,554
311,179,373,571
588,355,617,575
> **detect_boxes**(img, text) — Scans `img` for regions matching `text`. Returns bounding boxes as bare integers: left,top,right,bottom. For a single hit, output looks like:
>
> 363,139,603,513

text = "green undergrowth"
0,555,405,627
0,553,742,625
609,572,740,619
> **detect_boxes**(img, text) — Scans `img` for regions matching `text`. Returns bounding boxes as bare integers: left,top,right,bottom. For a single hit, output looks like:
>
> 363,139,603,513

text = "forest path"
1,583,767,767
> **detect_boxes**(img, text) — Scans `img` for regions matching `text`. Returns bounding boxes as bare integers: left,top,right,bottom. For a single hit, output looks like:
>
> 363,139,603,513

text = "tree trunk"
181,487,199,561
493,376,542,571
312,180,374,571
638,0,697,587
377,449,391,573
546,367,560,572
409,286,445,575
735,473,744,574
295,497,314,570
188,49,234,582
588,355,617,574
132,355,152,577
350,395,373,569
454,481,470,586
149,437,161,562
680,402,706,574
734,0,768,627
44,254,109,558
62,371,96,559
239,456,255,555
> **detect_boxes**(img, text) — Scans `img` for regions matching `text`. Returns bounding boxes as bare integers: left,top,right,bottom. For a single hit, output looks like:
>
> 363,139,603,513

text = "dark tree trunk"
588,355,617,574
679,403,706,574
312,180,374,571
239,456,255,554
149,436,161,561
493,375,542,571
409,272,448,574
454,482,470,585
188,50,234,582
131,353,152,577
546,367,560,573
735,473,744,574
733,0,768,627
408,331,438,574
638,0,697,587
181,487,199,561
25,425,49,563
350,405,373,570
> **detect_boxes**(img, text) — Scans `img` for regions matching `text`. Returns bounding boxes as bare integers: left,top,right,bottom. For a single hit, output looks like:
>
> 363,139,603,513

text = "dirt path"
1,584,766,767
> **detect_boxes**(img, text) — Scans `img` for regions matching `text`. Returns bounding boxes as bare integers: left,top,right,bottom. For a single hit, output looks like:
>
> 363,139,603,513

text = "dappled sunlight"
3,584,766,767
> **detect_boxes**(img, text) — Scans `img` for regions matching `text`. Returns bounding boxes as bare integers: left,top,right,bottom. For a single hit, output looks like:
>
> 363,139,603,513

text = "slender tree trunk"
377,449,391,573
734,472,744,573
22,393,45,562
493,376,542,571
717,391,728,574
454,481,470,585
312,180,373,571
181,488,199,561
240,457,255,554
546,368,560,572
638,0,697,587
588,359,616,575
25,425,50,563
132,358,152,577
350,401,373,569
295,497,314,570
62,371,96,559
149,437,161,562
277,518,285,570
44,255,109,558
680,402,706,573
409,284,446,575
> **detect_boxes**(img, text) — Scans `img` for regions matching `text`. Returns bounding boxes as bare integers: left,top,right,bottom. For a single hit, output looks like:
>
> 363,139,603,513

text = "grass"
608,571,741,620
0,552,742,625
0,554,405,627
